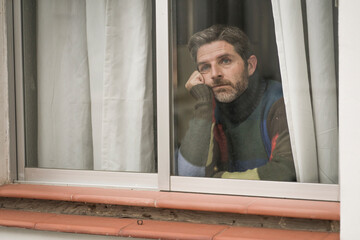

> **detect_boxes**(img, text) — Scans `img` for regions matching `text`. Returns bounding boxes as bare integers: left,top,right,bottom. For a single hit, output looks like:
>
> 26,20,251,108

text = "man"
177,25,296,181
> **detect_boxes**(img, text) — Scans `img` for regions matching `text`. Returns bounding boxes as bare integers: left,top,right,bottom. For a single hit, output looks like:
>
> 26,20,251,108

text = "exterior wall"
0,0,10,185
339,0,360,239
0,0,359,238
0,227,143,240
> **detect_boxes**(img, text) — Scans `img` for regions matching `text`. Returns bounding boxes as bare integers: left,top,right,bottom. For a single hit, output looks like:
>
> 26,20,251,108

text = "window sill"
0,183,339,220
0,184,340,239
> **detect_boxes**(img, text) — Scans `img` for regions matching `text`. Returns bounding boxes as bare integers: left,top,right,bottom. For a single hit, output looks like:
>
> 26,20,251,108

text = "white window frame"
10,0,339,201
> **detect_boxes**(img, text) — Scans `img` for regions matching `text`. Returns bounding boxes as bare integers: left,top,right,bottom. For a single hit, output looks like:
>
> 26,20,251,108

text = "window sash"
21,168,158,190
170,176,339,201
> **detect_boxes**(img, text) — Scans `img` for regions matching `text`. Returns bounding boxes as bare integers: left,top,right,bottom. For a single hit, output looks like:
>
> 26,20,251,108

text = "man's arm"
178,71,215,176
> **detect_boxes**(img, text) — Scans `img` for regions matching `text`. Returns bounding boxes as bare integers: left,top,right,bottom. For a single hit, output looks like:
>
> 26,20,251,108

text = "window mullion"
156,0,171,191
13,0,25,181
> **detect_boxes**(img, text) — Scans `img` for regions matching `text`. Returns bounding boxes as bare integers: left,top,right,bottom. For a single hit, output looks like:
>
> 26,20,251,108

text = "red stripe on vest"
269,133,279,161
212,98,228,163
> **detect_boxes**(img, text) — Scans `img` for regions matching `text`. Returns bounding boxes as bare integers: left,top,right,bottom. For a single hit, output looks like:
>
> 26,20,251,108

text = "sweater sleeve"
178,84,214,176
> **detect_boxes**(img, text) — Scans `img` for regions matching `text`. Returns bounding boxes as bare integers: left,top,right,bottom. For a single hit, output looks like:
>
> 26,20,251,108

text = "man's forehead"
197,40,238,63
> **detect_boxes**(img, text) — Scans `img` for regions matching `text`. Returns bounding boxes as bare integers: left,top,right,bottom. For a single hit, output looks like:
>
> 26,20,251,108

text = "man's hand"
185,71,205,91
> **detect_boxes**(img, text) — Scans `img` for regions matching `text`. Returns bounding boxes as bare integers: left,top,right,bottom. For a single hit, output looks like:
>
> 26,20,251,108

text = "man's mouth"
212,84,230,90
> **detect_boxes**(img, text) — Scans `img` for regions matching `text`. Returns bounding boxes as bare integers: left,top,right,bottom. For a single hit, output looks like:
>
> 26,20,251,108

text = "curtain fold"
271,0,338,183
37,0,154,172
85,0,107,170
306,0,338,184
37,0,93,169
271,0,319,183
99,0,154,172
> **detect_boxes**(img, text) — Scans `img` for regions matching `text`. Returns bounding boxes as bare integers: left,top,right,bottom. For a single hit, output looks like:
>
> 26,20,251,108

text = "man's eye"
220,58,231,65
199,65,210,73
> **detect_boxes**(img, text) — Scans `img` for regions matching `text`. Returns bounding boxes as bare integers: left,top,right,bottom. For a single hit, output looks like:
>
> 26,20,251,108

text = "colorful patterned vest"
213,80,283,173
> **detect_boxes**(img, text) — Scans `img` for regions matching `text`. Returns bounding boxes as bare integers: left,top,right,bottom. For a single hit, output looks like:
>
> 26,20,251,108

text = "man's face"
196,40,254,103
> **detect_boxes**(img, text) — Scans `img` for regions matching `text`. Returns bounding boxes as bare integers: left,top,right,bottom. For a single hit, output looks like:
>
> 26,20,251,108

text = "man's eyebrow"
217,53,233,59
197,54,233,65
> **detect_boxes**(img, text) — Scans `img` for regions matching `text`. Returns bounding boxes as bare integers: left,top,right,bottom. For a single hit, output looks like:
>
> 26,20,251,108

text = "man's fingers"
185,71,205,91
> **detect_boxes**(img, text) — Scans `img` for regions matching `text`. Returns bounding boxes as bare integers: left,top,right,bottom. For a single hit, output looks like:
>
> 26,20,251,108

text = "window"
15,0,158,188
11,0,339,201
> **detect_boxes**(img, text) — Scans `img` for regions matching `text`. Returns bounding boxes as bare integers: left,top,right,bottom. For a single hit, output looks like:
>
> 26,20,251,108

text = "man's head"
188,25,253,64
188,25,257,103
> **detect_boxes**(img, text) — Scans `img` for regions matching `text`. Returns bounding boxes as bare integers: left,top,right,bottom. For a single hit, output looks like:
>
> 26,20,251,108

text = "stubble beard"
213,71,249,103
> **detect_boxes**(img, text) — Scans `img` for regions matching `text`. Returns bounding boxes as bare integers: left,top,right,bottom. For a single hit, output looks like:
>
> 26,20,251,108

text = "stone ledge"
0,209,339,240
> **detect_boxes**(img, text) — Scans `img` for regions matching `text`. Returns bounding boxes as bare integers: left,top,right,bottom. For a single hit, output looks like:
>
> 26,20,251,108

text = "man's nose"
211,64,223,80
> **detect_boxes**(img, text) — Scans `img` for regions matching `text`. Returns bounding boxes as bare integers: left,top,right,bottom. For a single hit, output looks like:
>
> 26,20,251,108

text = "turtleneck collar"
216,71,266,124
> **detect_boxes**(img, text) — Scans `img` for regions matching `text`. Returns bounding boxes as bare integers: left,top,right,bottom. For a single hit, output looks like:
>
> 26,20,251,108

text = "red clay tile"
0,184,158,207
0,209,339,239
322,233,340,240
213,226,337,240
72,188,158,207
0,209,53,229
0,184,75,201
35,213,135,236
120,219,229,240
247,198,340,220
155,192,255,214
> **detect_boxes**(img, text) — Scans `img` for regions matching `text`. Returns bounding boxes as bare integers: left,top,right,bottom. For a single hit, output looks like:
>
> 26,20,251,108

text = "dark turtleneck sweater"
216,72,266,124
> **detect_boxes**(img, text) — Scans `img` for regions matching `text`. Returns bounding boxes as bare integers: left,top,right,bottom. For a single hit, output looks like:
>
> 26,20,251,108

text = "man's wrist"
190,84,213,102
190,84,213,119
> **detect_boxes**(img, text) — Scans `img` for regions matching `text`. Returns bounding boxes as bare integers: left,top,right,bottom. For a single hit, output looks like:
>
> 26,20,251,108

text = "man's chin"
214,93,238,103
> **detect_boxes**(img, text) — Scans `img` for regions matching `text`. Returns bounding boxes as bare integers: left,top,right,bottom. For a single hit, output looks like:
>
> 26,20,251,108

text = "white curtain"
271,0,338,183
37,0,155,172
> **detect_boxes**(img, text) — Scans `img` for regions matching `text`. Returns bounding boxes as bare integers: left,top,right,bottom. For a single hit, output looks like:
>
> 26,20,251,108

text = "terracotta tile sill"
0,184,339,221
0,209,339,240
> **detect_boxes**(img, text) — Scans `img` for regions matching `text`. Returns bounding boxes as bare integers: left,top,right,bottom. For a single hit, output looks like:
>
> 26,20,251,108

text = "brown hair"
188,25,253,64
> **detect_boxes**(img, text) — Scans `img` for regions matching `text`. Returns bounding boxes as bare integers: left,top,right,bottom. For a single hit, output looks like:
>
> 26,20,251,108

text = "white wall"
0,227,147,240
0,0,10,185
339,0,360,239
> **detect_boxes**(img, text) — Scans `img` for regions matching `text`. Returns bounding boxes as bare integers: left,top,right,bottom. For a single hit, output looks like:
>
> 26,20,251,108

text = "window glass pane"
172,0,338,184
22,0,156,173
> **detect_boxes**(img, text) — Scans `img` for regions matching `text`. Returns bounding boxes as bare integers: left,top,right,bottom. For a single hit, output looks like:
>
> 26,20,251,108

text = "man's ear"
247,55,257,76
